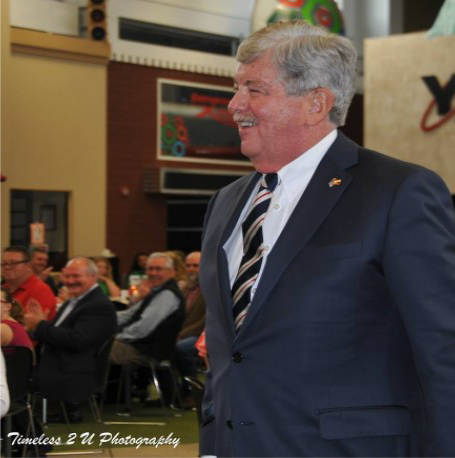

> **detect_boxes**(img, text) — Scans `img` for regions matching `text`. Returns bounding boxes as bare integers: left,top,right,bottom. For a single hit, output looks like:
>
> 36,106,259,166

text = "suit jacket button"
226,420,234,429
232,352,243,363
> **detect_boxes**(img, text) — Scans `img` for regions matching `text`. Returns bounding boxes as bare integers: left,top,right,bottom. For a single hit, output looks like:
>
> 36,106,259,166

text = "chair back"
2,346,34,403
93,336,115,395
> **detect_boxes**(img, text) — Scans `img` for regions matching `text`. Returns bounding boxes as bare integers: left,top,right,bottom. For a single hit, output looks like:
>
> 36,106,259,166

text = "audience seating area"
1,247,206,457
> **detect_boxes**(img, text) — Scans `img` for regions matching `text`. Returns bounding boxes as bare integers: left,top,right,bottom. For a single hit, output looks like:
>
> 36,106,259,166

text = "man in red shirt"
2,246,56,320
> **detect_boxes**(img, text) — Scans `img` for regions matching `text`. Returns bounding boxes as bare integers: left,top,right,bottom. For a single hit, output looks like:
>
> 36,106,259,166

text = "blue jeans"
173,336,199,396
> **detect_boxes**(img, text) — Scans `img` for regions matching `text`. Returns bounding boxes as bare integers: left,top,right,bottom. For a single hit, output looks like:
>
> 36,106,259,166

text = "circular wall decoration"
267,0,345,35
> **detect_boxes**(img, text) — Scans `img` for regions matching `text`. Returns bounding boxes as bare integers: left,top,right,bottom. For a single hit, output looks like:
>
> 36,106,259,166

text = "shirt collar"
276,129,338,199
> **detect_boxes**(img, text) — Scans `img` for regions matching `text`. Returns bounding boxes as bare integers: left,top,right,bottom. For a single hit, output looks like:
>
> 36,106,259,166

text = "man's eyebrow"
233,79,268,89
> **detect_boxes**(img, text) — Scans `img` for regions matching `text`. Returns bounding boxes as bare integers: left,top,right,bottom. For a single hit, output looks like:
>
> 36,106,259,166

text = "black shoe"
46,410,82,424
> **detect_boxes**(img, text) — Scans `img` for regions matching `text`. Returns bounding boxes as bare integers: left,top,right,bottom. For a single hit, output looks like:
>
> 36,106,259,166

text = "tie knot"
262,173,278,192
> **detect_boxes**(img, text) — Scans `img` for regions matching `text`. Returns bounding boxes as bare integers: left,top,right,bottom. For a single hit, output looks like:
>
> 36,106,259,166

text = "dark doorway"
10,190,69,270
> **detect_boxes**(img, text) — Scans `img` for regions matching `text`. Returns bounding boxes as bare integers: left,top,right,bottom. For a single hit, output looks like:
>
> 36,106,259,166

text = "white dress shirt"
223,129,337,300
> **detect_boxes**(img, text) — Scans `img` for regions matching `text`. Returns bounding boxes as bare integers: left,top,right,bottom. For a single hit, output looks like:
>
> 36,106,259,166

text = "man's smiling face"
228,53,312,173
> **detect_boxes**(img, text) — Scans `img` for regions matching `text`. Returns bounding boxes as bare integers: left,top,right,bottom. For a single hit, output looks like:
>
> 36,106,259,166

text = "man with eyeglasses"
109,252,185,407
1,246,56,320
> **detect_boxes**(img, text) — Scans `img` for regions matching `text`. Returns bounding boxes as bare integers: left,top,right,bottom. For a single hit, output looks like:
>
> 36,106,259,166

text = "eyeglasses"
1,260,28,268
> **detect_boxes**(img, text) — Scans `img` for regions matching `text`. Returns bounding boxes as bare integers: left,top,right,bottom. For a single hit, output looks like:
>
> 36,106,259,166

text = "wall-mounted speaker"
88,0,107,41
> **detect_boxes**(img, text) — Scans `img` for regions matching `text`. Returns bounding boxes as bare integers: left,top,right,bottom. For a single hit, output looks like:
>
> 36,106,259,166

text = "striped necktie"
232,173,278,330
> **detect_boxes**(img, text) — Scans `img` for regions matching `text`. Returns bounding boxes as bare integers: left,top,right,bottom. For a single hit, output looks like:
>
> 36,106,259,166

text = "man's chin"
66,287,81,296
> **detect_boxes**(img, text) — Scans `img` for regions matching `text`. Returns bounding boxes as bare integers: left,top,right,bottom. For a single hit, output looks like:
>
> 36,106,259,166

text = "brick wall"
107,62,241,277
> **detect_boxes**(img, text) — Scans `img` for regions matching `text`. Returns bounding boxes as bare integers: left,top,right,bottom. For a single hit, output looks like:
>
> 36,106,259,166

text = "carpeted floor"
39,398,200,457
47,443,198,457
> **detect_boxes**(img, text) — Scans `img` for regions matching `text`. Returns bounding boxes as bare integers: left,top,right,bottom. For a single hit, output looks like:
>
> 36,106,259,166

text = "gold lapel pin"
328,177,342,187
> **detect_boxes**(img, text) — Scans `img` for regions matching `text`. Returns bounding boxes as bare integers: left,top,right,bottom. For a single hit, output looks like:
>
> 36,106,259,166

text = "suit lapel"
51,299,71,325
236,132,359,337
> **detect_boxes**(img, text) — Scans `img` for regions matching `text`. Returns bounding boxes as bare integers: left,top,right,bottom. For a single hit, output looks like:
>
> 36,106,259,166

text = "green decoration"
267,0,345,35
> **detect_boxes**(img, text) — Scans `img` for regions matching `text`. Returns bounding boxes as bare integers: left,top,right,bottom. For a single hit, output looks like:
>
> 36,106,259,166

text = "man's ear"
307,88,335,124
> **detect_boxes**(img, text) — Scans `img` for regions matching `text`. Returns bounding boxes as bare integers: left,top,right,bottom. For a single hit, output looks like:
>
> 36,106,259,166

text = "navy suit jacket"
34,286,117,404
199,132,455,457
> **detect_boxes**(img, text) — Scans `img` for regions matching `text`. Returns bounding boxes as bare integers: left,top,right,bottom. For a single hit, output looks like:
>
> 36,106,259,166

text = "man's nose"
228,91,246,114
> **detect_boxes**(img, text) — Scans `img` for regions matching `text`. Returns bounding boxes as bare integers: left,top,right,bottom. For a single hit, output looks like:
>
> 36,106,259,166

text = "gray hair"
148,252,174,269
237,20,357,126
66,257,99,276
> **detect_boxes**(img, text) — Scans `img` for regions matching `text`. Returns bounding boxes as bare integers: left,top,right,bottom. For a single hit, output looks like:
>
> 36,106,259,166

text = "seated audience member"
2,246,56,320
173,251,205,408
110,252,185,405
93,256,121,298
125,252,148,288
29,246,58,295
24,257,117,423
165,251,188,291
1,287,33,349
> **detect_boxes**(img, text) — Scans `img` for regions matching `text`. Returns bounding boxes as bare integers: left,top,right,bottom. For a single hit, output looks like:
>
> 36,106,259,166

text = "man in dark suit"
199,20,455,457
25,256,117,422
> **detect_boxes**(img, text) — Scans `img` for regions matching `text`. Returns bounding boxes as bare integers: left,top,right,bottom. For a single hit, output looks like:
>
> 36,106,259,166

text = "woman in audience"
166,250,188,291
1,287,33,348
93,256,121,298
125,251,148,288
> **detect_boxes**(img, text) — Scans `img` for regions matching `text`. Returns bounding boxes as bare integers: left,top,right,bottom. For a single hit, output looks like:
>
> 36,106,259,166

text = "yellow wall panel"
1,0,108,256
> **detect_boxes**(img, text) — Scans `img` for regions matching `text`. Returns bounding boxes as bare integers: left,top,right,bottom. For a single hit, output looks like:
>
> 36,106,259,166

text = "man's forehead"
186,254,200,263
2,251,24,260
64,263,89,275
33,253,47,259
63,267,82,275
233,73,270,88
148,258,166,266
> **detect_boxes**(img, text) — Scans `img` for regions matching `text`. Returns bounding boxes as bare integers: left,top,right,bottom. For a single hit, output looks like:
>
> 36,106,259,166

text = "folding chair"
52,336,115,457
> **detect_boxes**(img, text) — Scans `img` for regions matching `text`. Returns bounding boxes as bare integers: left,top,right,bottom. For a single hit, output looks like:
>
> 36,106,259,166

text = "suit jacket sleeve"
199,191,220,455
383,168,455,456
